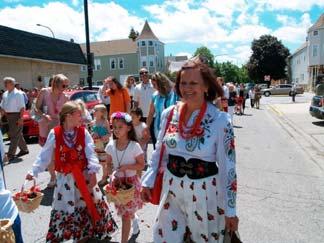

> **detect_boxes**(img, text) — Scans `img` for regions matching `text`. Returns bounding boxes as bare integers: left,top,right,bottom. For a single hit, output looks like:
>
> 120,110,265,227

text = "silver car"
262,84,304,97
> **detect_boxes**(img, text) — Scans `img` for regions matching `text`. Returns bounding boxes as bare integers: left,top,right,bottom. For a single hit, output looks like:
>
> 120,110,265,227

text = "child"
130,107,150,167
26,101,117,243
105,112,145,243
75,99,92,126
90,104,111,186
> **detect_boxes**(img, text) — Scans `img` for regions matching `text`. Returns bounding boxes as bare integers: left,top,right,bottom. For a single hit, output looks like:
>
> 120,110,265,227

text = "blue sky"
1,0,323,64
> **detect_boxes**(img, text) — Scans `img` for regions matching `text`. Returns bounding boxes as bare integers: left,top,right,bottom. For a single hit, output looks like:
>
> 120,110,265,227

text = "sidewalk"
268,102,324,171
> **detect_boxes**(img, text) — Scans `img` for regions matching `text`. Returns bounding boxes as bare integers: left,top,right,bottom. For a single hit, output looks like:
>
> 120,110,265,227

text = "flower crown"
111,112,132,123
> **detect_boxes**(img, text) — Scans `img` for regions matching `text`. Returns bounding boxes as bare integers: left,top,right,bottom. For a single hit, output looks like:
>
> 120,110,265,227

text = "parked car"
309,84,324,120
21,90,101,140
81,85,101,91
262,84,304,97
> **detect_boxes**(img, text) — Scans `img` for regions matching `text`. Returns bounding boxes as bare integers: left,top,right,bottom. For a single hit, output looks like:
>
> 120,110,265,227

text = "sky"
0,0,323,65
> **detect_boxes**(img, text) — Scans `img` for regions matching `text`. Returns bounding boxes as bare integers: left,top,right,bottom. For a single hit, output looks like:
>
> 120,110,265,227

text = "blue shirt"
152,90,179,138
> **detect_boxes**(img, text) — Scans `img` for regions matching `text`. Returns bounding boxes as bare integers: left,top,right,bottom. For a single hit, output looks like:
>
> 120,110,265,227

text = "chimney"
70,38,74,43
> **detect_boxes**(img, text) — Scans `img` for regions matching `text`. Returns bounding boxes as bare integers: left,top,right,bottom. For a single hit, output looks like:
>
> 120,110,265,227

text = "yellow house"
0,25,86,90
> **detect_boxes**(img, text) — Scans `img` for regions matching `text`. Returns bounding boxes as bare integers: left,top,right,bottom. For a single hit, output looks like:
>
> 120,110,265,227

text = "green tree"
247,35,290,83
128,27,138,41
193,46,214,67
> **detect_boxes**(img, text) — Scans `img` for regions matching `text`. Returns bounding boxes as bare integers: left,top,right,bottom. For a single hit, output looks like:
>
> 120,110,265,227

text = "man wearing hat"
0,77,28,161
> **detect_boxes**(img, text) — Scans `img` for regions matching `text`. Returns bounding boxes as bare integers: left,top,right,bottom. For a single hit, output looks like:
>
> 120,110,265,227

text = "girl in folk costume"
141,56,238,243
105,112,145,243
26,101,117,243
90,104,111,186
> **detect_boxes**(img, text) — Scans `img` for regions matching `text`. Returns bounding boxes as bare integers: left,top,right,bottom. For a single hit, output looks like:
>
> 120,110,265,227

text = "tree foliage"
128,27,139,41
215,62,249,84
247,35,290,82
193,46,214,67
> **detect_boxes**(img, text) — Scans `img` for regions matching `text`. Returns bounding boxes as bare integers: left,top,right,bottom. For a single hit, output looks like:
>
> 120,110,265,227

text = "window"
313,45,318,57
149,41,153,46
141,41,146,46
150,61,154,67
94,59,101,71
314,30,318,36
110,58,116,70
80,65,87,72
118,58,124,69
142,61,146,67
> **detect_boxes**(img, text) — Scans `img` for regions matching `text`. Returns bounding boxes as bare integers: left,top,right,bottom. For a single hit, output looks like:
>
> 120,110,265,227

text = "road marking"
268,105,283,116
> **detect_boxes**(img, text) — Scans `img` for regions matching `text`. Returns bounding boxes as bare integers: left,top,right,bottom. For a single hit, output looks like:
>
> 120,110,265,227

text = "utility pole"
84,0,93,89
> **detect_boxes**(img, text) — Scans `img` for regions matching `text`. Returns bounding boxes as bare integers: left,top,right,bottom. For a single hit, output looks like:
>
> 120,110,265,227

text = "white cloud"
256,0,324,11
273,13,312,43
225,24,271,42
202,0,248,18
0,2,143,43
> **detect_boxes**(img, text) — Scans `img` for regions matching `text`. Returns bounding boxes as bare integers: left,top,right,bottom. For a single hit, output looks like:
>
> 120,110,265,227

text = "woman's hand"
43,114,52,122
26,173,34,181
225,216,239,232
141,187,151,202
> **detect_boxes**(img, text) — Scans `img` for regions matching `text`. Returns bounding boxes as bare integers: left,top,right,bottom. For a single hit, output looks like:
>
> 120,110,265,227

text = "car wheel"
264,91,270,97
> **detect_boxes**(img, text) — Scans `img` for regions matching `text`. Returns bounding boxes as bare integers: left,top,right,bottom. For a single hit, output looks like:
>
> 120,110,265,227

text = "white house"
289,14,324,90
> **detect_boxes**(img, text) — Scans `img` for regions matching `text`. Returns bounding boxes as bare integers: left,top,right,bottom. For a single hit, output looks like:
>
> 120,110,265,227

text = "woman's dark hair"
130,107,143,118
175,56,223,102
109,76,123,95
112,118,138,142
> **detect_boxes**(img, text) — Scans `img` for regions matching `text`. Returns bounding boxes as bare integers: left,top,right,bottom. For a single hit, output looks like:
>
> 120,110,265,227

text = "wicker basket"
104,181,135,205
13,179,44,213
0,219,15,243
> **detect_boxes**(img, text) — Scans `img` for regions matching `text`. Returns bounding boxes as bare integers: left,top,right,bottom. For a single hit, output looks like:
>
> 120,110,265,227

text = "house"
80,20,165,85
289,14,324,90
165,55,188,73
0,25,86,89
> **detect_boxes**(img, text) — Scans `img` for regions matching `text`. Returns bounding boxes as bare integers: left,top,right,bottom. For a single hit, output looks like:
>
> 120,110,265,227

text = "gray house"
80,21,165,86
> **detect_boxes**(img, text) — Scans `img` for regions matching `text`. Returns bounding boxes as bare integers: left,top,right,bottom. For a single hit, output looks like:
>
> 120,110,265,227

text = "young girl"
105,112,144,243
90,104,111,186
26,101,117,243
130,107,150,166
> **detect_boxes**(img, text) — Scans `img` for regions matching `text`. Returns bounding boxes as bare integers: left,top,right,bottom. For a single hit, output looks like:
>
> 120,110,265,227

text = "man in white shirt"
133,68,155,122
0,77,28,161
98,79,111,114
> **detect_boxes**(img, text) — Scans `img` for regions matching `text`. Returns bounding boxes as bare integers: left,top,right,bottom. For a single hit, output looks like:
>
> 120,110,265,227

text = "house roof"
80,39,137,56
137,20,159,40
308,14,324,32
290,42,307,57
0,25,86,65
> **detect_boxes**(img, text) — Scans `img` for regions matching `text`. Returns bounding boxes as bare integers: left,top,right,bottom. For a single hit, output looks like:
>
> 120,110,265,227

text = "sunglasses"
140,71,148,75
62,84,68,89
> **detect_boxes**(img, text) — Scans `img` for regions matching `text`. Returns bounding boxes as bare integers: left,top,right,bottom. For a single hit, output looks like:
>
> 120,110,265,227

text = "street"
3,93,324,243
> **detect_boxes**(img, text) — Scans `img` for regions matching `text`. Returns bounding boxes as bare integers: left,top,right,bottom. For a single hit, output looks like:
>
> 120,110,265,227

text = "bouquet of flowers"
13,180,43,213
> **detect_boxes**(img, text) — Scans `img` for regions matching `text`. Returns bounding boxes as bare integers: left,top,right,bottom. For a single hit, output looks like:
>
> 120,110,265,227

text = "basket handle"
21,178,36,193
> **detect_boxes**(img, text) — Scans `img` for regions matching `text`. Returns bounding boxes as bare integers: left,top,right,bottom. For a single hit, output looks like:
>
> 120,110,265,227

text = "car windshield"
315,84,324,96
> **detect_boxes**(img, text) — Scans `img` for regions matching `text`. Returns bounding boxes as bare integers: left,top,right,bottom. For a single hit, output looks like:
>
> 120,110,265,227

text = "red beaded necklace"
178,101,207,139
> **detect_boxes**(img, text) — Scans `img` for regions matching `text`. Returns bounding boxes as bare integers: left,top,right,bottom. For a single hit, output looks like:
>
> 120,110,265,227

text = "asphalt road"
3,93,324,243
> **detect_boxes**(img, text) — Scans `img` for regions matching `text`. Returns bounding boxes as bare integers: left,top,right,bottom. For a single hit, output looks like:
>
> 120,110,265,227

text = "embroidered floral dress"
31,127,117,242
142,102,237,243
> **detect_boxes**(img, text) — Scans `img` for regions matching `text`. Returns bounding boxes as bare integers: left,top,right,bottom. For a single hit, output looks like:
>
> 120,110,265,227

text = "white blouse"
105,140,143,178
141,102,237,217
31,129,101,177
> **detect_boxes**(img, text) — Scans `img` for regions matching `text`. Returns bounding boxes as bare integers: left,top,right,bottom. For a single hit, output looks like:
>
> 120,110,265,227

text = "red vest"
53,126,100,225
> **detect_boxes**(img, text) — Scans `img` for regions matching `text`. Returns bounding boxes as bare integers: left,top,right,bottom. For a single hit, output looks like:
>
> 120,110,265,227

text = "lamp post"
36,24,55,38
84,0,93,90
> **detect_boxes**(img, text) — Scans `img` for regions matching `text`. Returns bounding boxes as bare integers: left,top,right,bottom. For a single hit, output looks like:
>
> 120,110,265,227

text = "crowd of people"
0,56,240,243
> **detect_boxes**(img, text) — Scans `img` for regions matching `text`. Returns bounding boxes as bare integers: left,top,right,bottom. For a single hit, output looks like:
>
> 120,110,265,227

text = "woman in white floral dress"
26,101,117,243
141,56,239,243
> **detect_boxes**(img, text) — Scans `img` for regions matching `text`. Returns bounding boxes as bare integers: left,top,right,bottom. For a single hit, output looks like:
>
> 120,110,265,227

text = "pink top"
38,88,68,143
